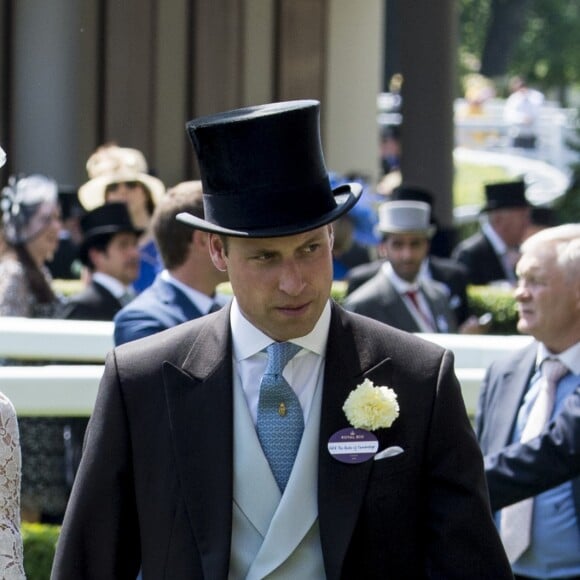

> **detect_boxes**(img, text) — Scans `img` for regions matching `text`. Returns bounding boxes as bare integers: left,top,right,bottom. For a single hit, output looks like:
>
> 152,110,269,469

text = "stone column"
11,0,97,185
399,0,456,241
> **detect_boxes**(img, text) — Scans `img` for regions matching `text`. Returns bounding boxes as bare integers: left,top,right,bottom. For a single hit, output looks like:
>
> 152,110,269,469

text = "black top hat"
482,180,531,212
79,203,141,264
177,100,362,237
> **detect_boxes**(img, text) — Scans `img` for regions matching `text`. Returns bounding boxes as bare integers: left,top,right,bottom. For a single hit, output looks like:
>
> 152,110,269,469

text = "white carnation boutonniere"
342,378,400,431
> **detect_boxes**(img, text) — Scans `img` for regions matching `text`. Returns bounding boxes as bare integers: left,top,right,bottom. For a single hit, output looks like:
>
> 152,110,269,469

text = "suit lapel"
492,344,538,450
318,307,393,580
163,309,233,579
377,272,419,332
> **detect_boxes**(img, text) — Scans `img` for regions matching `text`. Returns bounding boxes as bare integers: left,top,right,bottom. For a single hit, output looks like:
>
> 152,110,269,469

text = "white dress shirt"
230,298,330,425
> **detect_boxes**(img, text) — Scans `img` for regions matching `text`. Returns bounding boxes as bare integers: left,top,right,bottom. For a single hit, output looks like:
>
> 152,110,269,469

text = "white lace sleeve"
0,393,26,579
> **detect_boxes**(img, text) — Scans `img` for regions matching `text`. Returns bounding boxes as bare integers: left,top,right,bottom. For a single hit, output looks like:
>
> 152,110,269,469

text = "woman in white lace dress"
0,392,26,578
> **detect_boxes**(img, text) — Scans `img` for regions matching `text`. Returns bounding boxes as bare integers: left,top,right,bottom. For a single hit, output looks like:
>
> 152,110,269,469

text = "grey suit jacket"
476,341,580,531
52,302,510,579
343,269,457,333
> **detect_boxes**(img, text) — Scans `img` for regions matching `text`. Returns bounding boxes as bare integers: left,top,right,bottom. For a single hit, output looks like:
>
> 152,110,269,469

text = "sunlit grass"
454,161,510,207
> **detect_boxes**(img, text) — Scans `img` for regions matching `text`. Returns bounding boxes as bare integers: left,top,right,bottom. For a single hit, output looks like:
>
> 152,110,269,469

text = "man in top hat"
452,180,531,286
346,183,475,327
52,100,511,579
60,202,141,321
343,199,458,333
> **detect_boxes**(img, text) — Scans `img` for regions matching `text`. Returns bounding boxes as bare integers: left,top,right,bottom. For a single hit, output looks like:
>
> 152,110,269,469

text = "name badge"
328,428,378,464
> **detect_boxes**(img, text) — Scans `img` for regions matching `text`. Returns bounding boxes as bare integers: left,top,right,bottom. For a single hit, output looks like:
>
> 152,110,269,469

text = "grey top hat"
378,200,436,237
177,100,362,237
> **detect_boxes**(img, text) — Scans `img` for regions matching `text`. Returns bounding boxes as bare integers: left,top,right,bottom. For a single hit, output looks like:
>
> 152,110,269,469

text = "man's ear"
208,234,228,272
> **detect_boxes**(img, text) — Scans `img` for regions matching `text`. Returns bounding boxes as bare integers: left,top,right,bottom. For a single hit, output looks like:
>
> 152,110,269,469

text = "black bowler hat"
177,100,362,237
481,180,531,212
79,203,141,264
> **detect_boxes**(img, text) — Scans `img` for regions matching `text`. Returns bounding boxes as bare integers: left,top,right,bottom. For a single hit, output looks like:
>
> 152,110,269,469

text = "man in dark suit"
60,203,140,321
114,180,228,345
52,100,511,579
485,388,580,511
343,199,459,333
452,180,531,286
476,224,580,578
346,184,475,327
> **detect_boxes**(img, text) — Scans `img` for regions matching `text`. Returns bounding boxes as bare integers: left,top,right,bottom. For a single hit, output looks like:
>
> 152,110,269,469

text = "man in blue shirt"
476,223,580,579
114,180,228,345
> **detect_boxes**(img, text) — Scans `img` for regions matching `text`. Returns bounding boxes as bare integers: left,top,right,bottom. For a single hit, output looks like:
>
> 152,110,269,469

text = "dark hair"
81,233,114,271
15,244,56,304
152,181,204,269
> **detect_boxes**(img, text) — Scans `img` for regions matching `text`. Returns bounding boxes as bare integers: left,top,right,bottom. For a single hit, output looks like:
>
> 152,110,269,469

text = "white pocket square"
374,446,404,461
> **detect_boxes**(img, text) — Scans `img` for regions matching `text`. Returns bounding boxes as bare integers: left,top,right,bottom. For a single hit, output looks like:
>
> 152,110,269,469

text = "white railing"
0,318,533,417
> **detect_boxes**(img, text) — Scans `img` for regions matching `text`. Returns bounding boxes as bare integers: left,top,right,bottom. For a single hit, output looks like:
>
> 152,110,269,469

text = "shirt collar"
230,297,330,363
92,272,131,299
381,261,419,293
536,341,580,375
160,269,214,314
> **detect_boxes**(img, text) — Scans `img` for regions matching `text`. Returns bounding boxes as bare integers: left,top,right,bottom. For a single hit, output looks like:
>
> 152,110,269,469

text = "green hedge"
22,523,60,580
466,285,518,334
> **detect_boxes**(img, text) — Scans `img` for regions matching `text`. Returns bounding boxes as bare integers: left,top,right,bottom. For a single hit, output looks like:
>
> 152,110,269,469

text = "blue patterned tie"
257,342,303,492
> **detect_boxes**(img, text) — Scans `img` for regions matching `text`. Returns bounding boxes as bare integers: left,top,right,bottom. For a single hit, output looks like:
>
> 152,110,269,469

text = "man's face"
492,207,530,247
91,232,140,285
515,244,580,352
209,226,334,341
381,233,429,282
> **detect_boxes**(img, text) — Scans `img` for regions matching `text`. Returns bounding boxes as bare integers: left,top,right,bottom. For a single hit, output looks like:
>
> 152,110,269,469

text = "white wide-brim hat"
78,145,165,210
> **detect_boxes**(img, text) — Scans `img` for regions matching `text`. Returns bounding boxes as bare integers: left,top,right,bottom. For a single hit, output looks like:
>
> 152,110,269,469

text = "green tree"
510,0,580,104
459,0,580,102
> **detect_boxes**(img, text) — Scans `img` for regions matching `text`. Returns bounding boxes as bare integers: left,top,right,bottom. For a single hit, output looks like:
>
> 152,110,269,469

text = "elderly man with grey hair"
476,223,580,579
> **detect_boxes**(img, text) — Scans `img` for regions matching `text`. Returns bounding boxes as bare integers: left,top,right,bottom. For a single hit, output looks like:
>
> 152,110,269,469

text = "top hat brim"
176,182,363,237
480,199,531,213
379,224,436,238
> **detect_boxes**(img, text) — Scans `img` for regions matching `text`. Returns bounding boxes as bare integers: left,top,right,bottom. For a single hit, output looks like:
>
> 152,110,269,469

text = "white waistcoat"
228,375,325,579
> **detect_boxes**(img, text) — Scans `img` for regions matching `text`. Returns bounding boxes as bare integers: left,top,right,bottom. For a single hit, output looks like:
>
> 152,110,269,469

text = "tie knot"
541,358,569,385
265,342,300,375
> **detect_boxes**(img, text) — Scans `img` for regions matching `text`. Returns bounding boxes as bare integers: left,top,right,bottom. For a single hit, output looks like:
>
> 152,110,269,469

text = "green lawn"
453,162,510,207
